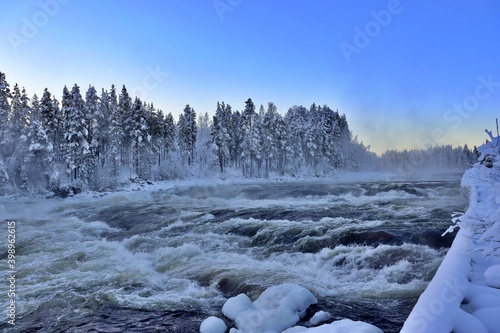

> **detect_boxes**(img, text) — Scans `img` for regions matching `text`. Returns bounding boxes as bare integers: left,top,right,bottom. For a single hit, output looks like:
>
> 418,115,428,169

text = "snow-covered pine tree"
22,109,53,192
197,111,212,169
337,113,353,168
284,106,306,173
60,86,71,168
40,88,57,143
82,85,99,187
164,112,175,155
141,101,155,179
241,98,257,177
152,108,166,166
6,85,31,186
118,85,133,167
229,110,243,168
212,102,232,172
7,84,30,156
261,102,279,177
251,111,263,177
275,113,288,175
0,72,12,158
321,106,341,170
106,84,123,184
130,97,149,178
97,89,110,171
306,104,324,172
178,105,197,166
64,84,86,182
50,95,63,163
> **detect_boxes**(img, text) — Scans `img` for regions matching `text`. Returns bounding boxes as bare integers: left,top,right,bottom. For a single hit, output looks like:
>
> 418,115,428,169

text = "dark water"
0,177,466,332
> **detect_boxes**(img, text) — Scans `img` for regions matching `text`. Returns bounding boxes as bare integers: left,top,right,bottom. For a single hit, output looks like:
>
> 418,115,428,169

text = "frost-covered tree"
64,84,86,181
229,110,243,168
178,105,197,166
0,72,11,157
130,97,149,177
261,102,279,177
7,84,30,155
212,102,232,172
22,115,53,191
241,98,257,177
40,88,57,142
79,85,101,186
149,108,165,166
5,86,31,185
97,88,111,167
164,112,176,155
284,106,306,173
197,111,212,169
119,85,133,166
106,85,122,184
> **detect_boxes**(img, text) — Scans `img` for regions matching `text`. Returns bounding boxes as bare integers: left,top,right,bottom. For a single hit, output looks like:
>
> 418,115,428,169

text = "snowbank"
402,135,500,333
201,283,383,333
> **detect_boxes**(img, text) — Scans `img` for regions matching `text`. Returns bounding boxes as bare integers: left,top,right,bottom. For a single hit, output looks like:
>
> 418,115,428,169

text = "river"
0,175,467,332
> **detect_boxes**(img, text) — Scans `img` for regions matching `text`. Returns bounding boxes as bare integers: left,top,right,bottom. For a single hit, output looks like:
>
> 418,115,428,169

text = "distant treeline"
380,145,478,174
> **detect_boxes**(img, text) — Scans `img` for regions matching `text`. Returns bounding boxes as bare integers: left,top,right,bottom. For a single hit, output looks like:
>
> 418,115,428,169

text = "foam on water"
0,178,466,332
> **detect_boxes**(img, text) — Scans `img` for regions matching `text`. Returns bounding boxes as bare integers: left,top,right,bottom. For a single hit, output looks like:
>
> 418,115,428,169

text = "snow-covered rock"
283,319,383,333
472,308,500,333
200,316,227,333
212,283,385,333
484,264,500,288
222,293,255,321
225,283,317,333
309,311,331,325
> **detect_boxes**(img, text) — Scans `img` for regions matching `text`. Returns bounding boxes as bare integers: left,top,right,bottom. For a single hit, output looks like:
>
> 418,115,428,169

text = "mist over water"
0,176,466,333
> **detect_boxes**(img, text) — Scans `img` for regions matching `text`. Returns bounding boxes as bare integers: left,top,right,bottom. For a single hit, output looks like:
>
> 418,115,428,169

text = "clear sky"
1,0,499,155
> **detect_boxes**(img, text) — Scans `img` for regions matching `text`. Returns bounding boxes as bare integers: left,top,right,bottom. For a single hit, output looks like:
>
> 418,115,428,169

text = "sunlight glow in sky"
1,0,500,154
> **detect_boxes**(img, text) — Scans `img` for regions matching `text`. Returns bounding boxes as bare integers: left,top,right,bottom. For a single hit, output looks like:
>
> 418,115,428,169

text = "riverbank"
402,136,500,333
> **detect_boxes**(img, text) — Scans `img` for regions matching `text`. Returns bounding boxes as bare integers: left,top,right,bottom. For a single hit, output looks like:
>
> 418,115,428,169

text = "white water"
0,177,466,332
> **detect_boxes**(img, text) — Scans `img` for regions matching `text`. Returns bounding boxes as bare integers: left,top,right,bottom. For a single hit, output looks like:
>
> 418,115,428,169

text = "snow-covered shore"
402,135,500,333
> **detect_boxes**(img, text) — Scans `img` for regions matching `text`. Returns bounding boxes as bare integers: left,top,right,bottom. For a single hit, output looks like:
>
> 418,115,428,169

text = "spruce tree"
130,97,149,177
0,72,11,158
64,84,86,181
164,112,175,155
119,85,133,166
241,98,256,177
178,105,197,166
107,84,123,184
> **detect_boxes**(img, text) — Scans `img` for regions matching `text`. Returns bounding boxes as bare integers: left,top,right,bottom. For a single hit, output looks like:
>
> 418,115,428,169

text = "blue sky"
1,0,499,154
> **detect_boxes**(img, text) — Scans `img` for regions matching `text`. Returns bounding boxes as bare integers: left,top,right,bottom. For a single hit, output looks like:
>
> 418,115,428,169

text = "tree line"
0,71,476,194
0,72,376,193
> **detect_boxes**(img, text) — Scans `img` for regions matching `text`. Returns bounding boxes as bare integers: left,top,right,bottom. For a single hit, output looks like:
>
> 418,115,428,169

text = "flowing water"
0,176,467,332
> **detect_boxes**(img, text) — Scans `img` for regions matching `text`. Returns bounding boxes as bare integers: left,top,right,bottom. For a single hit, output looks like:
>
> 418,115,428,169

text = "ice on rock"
484,264,500,289
309,311,331,325
223,283,317,333
253,283,317,318
222,293,255,321
200,316,227,333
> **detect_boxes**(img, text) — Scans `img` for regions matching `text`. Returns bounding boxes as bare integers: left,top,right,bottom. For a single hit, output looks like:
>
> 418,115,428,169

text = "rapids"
0,177,466,332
